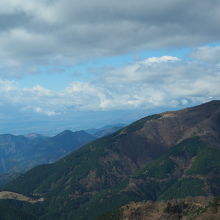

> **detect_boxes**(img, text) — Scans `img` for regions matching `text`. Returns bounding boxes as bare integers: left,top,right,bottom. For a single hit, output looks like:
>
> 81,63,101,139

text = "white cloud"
0,49,219,115
144,56,181,64
103,56,182,83
32,107,58,116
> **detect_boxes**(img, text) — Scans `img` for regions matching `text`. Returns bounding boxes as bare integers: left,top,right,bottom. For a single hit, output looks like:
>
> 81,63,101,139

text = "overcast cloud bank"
1,0,220,75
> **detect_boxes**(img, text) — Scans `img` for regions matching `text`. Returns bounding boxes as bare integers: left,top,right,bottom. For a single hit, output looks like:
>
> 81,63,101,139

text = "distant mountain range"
0,130,95,184
0,124,124,185
1,100,220,219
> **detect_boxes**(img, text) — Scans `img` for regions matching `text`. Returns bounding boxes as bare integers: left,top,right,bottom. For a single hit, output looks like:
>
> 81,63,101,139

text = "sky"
0,0,220,135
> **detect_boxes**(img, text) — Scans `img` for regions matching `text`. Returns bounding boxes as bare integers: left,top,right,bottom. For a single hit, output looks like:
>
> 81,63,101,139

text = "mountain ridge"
1,100,220,219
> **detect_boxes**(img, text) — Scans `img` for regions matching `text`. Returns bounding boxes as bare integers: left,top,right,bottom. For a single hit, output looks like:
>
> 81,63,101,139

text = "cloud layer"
0,47,219,119
1,0,220,74
0,1,220,133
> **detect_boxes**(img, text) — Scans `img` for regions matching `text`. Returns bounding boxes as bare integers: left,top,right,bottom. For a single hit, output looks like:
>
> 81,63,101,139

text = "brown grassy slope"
120,197,220,220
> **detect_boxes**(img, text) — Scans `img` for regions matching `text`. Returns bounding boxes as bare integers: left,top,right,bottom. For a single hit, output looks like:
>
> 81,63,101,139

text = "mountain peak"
53,130,77,138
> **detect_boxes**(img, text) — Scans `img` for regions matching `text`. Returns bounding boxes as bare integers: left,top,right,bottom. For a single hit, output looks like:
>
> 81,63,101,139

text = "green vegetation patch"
96,208,122,220
133,137,206,180
134,158,175,179
0,199,45,220
169,137,206,158
187,147,220,175
159,178,206,200
43,180,130,220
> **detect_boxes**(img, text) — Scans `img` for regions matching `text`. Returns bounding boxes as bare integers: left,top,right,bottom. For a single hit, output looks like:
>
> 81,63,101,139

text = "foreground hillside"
99,197,220,220
1,100,220,219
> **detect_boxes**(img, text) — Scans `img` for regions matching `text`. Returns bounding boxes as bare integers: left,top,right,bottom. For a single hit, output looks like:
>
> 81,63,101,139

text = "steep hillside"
2,100,220,220
0,130,95,184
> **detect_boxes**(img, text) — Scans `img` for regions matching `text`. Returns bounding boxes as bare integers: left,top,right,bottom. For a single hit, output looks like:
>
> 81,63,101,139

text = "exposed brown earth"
120,197,219,220
0,191,44,203
136,101,220,148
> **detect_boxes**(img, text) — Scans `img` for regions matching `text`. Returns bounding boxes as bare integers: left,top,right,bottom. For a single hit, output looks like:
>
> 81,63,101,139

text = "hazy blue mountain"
0,130,95,184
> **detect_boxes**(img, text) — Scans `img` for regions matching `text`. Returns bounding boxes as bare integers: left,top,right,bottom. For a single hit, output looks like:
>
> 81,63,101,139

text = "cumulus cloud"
144,56,181,63
1,0,220,75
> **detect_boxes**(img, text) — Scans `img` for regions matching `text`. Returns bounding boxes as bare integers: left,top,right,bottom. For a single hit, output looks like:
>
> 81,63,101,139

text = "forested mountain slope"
2,100,220,220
